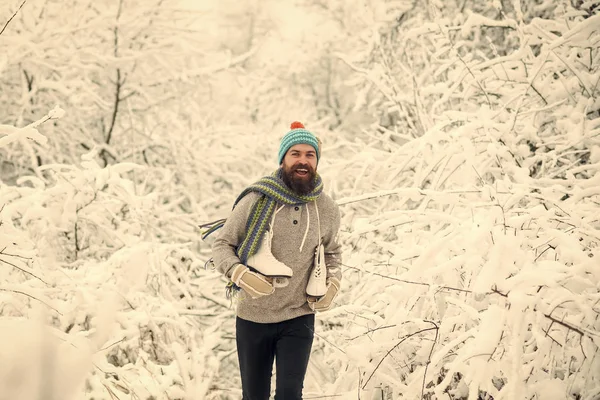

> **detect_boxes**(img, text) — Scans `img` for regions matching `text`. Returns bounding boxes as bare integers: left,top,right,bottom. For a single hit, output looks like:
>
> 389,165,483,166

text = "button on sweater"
211,191,343,323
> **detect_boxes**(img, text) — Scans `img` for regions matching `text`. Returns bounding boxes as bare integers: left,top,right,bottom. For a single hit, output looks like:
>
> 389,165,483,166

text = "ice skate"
306,241,327,297
246,229,293,278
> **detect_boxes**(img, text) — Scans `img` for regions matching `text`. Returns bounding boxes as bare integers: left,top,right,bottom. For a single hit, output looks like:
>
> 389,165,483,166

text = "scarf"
201,168,323,264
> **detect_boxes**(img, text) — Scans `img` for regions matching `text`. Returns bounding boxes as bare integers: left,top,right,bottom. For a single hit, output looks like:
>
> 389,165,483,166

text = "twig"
0,0,26,37
525,51,550,105
543,313,587,338
357,368,361,400
336,188,509,206
348,325,397,341
177,309,218,317
306,324,346,355
0,249,32,260
0,256,48,285
102,0,124,166
472,166,485,185
362,326,438,389
0,287,62,315
493,287,598,341
343,264,472,294
99,337,126,352
542,321,563,347
530,84,548,105
105,69,122,147
102,383,122,400
421,321,439,400
551,49,593,97
488,330,505,361
438,23,492,108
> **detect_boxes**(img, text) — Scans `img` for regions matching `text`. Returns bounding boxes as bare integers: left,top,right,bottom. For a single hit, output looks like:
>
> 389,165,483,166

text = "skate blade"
247,268,292,278
272,277,290,288
247,267,292,279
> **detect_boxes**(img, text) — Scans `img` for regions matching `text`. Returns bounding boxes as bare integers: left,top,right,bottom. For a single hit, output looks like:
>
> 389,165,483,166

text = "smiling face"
281,143,318,195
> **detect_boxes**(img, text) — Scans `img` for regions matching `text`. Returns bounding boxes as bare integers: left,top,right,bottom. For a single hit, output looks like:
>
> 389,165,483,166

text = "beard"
282,163,316,196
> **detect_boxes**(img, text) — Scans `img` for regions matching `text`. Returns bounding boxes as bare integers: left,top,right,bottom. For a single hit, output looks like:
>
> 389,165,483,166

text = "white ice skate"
306,240,327,297
246,229,293,279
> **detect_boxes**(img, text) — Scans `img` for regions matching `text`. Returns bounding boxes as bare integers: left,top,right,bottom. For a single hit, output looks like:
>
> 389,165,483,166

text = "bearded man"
210,122,343,400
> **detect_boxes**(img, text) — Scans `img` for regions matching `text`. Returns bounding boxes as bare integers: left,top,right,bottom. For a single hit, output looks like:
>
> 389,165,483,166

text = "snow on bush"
315,3,600,399
0,108,236,399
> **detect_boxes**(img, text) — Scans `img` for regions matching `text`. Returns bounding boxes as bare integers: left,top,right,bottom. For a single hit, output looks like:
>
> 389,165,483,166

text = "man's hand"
307,277,340,312
231,264,274,299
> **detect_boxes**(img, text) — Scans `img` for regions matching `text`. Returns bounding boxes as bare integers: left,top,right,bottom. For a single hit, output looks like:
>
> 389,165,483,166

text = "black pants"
236,314,315,400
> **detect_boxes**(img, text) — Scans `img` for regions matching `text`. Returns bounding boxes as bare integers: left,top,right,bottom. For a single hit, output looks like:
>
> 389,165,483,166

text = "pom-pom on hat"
278,121,320,165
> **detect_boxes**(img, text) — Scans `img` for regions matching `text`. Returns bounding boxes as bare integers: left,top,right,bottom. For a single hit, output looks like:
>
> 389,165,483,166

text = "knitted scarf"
201,168,323,263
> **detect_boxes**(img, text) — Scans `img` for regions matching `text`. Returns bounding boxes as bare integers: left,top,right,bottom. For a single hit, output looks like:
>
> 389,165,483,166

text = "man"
210,121,342,400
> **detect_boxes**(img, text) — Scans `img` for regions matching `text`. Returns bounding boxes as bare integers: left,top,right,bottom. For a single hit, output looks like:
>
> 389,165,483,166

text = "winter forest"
1,0,599,399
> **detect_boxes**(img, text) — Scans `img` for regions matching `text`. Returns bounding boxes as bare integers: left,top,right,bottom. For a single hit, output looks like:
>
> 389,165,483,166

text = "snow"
1,0,599,399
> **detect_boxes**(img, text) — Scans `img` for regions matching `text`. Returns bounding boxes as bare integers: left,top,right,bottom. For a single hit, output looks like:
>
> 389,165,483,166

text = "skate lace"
315,203,323,275
299,203,310,252
270,204,285,231
299,201,322,256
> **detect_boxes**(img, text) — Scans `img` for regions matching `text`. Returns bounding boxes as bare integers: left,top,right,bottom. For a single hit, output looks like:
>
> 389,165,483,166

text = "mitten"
230,264,275,299
307,277,340,312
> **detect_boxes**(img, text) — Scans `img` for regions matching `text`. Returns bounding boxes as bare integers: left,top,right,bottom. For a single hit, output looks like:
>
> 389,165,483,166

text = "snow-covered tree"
1,0,598,399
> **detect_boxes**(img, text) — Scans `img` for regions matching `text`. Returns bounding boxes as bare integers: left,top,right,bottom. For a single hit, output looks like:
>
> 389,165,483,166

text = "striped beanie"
278,121,320,165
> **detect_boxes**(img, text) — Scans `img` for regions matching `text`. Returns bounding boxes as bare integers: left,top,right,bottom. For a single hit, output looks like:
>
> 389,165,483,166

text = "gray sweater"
211,191,342,323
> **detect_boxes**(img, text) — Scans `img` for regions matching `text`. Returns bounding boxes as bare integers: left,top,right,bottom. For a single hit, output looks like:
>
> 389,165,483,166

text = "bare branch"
421,321,440,400
543,313,587,338
348,325,397,341
543,322,563,347
493,287,597,343
362,326,438,389
0,287,62,315
343,263,472,294
305,324,346,355
99,337,126,352
0,249,32,260
439,24,492,108
0,256,48,285
0,0,27,37
102,0,124,164
105,68,122,147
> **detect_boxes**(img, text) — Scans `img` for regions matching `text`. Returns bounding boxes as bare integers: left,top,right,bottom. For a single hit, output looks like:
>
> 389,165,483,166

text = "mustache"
292,164,312,172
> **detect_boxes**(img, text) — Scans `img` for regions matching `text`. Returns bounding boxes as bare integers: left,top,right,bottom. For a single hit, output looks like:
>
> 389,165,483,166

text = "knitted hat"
278,121,320,165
